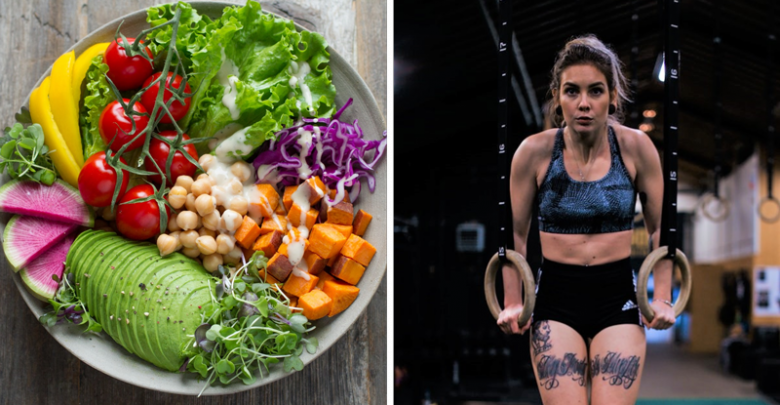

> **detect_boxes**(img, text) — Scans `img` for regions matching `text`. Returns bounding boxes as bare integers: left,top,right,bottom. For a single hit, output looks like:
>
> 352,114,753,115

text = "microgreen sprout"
40,270,103,334
186,251,318,395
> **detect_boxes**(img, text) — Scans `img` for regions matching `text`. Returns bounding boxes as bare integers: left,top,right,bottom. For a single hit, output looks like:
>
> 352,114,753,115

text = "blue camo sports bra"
536,126,636,234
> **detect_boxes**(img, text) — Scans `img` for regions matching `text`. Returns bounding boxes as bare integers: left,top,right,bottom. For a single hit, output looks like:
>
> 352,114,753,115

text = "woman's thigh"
589,324,647,405
529,320,589,405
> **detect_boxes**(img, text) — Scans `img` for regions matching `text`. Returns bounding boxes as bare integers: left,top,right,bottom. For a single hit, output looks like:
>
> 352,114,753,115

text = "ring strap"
495,0,512,260
660,0,680,259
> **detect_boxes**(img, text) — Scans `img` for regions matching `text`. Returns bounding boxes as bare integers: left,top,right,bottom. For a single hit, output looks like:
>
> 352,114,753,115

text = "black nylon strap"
660,0,680,258
713,0,722,198
767,28,775,199
496,0,512,260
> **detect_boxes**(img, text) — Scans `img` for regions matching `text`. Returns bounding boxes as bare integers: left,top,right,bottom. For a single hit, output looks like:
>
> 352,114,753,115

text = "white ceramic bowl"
4,1,386,396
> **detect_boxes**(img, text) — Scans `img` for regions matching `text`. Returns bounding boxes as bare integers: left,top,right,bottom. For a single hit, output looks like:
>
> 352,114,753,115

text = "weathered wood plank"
0,0,386,403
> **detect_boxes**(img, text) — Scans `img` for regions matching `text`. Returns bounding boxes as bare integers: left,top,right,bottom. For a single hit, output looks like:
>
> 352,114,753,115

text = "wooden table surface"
0,1,386,404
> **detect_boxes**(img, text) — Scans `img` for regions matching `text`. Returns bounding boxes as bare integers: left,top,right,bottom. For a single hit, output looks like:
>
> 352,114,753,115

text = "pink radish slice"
0,179,94,226
2,215,78,271
20,233,76,301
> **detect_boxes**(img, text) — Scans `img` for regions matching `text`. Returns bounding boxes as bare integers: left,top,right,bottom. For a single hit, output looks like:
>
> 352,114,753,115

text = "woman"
496,35,677,405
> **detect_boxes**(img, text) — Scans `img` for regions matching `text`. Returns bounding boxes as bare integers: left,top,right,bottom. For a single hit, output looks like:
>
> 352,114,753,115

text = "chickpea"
223,245,243,265
180,230,199,248
191,179,212,197
102,206,116,221
227,178,243,194
230,161,253,183
196,235,217,256
185,193,197,212
157,234,177,257
221,210,242,232
202,211,221,231
223,252,241,265
228,196,248,216
182,246,201,258
199,154,215,172
216,234,236,255
175,175,194,193
176,211,199,231
195,194,216,216
202,254,224,272
168,186,188,209
167,213,181,232
169,231,183,251
199,227,216,238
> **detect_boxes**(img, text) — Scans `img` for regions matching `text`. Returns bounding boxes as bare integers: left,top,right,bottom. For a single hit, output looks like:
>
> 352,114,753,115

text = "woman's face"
558,64,614,134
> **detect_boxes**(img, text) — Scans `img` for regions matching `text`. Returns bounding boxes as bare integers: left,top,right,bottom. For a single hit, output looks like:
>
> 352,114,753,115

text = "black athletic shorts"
532,256,644,340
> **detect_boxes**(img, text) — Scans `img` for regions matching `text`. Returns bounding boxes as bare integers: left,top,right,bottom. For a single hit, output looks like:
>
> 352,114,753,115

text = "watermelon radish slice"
20,233,75,301
0,179,94,226
2,215,77,271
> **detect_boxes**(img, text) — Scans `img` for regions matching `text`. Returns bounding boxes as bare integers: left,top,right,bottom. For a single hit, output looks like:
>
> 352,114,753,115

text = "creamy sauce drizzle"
217,49,241,120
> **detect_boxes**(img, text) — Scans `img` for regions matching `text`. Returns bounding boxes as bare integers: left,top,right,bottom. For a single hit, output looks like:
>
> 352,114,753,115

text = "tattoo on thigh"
536,352,587,390
590,351,641,389
531,321,552,356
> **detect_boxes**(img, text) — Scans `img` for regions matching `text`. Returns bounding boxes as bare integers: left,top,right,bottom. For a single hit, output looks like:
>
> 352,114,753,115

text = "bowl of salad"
1,0,386,396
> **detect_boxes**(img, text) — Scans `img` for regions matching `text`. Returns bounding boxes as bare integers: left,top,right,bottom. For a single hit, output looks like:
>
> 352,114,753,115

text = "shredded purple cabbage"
252,98,386,204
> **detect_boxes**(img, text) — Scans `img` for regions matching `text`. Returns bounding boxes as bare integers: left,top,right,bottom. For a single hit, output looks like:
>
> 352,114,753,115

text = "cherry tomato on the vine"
140,72,192,124
77,151,129,208
145,130,199,186
116,184,170,241
104,37,154,91
99,99,150,152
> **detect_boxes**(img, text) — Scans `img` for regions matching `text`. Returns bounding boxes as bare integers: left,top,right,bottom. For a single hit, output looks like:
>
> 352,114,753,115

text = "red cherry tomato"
145,130,199,186
116,184,170,241
99,99,150,152
140,72,192,124
77,151,130,208
104,37,154,91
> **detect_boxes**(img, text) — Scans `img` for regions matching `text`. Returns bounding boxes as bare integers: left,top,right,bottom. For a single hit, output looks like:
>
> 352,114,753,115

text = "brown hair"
548,34,632,127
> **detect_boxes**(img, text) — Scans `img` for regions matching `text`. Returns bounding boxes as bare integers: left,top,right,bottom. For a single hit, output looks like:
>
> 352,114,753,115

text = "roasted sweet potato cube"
352,209,372,236
322,223,352,238
282,185,298,211
282,271,320,297
330,256,366,285
278,239,310,258
258,269,282,285
251,184,280,217
266,252,293,282
304,250,327,275
234,216,262,249
288,203,318,229
302,176,327,204
327,253,341,268
289,296,302,312
252,230,283,258
322,280,360,317
315,271,336,290
299,289,332,320
275,202,287,216
259,215,288,235
326,201,354,225
340,234,377,267
327,189,351,203
308,224,348,259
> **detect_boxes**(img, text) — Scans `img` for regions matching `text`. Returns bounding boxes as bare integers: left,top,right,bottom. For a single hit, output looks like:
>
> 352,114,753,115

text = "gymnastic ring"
699,193,730,222
637,247,692,321
758,196,780,223
484,249,536,327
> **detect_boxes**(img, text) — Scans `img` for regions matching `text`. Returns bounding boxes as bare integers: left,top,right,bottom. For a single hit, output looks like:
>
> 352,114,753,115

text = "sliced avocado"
100,238,146,352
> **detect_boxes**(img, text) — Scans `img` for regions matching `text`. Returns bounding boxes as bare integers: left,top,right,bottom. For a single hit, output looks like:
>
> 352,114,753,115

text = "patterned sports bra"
536,126,636,234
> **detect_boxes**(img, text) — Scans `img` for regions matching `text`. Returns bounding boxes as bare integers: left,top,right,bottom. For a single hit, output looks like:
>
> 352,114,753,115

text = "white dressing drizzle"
296,128,313,179
217,49,241,120
215,127,253,162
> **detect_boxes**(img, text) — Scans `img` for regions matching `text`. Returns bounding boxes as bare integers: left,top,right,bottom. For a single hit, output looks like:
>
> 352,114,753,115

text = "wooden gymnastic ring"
484,249,536,326
637,247,692,321
758,196,780,223
700,193,730,222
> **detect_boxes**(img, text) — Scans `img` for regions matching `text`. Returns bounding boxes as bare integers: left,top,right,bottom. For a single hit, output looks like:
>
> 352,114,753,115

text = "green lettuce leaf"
80,54,113,159
146,0,336,160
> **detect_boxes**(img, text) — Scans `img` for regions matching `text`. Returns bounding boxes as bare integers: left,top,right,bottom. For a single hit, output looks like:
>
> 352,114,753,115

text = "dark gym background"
394,0,780,403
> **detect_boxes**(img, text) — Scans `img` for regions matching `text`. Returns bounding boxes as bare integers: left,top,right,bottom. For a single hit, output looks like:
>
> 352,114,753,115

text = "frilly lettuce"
79,55,114,159
145,0,336,159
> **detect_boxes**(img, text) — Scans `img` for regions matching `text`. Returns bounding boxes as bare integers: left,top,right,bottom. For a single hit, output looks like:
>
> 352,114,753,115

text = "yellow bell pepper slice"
29,77,81,188
72,42,109,106
50,50,85,168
